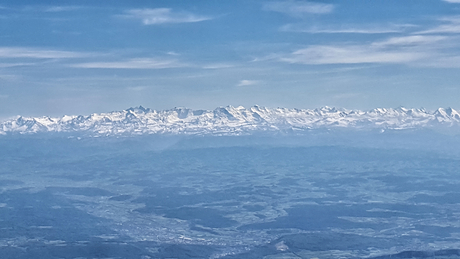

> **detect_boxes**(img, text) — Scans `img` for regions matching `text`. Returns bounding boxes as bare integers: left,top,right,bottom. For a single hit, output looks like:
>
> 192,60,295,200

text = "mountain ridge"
1,105,460,136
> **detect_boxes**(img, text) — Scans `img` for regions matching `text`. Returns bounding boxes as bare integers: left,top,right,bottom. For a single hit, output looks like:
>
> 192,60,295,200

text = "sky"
1,0,460,118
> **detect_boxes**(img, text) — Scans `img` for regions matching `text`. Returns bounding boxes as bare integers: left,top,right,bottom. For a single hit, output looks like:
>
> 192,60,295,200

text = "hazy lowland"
1,123,460,259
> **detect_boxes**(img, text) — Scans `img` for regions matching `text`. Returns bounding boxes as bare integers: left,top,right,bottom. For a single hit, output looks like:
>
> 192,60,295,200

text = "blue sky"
1,0,460,118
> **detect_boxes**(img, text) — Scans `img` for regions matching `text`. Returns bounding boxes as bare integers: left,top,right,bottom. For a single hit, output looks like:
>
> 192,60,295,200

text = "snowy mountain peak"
126,106,149,113
1,106,459,136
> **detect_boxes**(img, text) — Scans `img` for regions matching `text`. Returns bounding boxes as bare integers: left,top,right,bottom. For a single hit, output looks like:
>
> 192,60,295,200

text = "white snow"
1,106,459,136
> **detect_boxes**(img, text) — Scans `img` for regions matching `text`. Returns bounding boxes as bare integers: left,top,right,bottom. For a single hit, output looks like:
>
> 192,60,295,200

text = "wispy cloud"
277,34,458,66
0,62,35,67
281,45,424,64
44,6,82,12
237,80,259,86
281,23,414,34
121,8,212,25
443,0,460,3
418,16,460,34
372,35,447,47
166,51,180,56
202,63,235,69
264,1,334,17
72,58,185,69
0,47,86,59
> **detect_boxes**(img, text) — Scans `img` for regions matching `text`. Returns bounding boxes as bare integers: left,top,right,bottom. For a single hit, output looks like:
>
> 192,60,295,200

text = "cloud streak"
202,63,235,69
418,16,460,34
0,47,86,59
278,35,449,65
264,1,334,17
44,6,82,12
122,8,212,25
372,35,447,47
237,80,259,86
0,62,35,67
281,45,424,64
281,23,414,34
72,58,185,69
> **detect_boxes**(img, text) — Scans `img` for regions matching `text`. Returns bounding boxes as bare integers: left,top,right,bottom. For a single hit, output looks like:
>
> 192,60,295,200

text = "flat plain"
1,133,460,258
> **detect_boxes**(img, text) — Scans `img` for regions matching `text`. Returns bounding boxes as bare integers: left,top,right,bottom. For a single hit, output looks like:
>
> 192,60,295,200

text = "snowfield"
1,106,460,136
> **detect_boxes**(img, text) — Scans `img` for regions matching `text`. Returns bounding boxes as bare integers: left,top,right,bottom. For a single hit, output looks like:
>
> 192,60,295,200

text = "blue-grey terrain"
2,107,460,258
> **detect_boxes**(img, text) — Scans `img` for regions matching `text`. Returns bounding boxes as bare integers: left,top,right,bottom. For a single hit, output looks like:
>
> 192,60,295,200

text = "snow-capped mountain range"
1,106,460,136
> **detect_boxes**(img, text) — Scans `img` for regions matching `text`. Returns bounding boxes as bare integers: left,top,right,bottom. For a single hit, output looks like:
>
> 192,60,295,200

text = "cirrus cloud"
418,16,460,34
121,8,212,25
237,80,259,86
281,23,415,34
281,45,424,64
264,1,334,17
44,6,82,12
276,34,460,67
72,58,186,69
0,47,86,59
372,35,447,47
